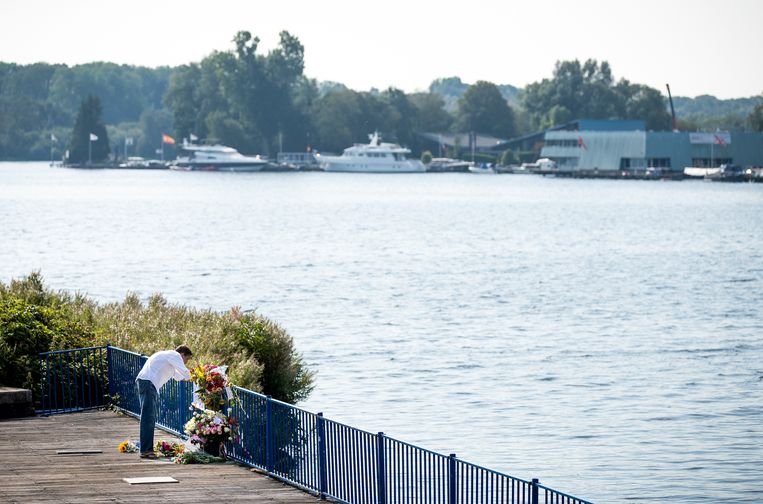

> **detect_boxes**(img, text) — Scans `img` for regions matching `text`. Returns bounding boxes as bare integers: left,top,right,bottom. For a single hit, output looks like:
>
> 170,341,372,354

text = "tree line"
1,31,762,161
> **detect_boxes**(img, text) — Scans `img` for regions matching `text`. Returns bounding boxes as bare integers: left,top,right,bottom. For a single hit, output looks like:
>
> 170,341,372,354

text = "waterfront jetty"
0,410,319,503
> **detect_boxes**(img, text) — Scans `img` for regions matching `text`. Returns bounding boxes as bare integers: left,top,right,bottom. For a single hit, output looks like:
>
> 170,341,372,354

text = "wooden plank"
0,410,320,503
56,449,103,454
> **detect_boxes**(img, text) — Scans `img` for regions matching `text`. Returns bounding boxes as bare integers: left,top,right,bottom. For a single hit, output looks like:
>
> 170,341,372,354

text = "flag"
162,134,175,145
89,133,98,141
189,133,198,142
51,133,57,142
578,136,587,150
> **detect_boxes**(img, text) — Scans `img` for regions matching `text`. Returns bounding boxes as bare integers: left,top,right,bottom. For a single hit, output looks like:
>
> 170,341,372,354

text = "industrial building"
537,120,763,174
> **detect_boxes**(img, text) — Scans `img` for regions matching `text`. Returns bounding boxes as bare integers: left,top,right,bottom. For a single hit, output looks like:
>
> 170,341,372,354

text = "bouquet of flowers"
191,364,232,411
154,440,185,458
118,440,139,453
184,407,238,456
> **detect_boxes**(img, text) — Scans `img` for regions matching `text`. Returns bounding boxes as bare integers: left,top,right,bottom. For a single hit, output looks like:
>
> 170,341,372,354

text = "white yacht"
170,142,268,172
317,132,425,173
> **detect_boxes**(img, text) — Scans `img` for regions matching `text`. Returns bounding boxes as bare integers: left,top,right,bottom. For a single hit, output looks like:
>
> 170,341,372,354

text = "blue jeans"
137,379,158,454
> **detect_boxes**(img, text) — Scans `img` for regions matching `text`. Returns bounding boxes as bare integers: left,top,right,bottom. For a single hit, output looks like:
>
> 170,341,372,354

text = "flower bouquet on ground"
184,407,238,457
118,440,139,453
173,451,224,464
191,364,233,411
155,440,185,458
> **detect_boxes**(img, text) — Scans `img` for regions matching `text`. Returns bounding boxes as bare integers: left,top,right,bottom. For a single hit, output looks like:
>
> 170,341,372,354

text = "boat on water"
118,157,167,169
426,157,471,172
468,163,496,174
170,142,268,172
683,166,721,178
317,132,425,173
683,164,746,180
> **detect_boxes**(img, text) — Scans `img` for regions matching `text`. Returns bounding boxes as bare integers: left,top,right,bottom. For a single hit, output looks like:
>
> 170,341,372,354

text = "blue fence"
37,346,593,504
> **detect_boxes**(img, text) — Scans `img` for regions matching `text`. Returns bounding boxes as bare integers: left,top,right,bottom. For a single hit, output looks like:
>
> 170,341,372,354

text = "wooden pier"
0,410,319,503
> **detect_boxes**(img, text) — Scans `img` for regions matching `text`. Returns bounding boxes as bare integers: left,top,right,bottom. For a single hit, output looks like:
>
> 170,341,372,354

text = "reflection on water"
1,163,762,502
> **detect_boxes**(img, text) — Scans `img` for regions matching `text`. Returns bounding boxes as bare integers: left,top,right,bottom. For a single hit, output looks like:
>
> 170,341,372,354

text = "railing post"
37,352,49,414
376,432,387,504
178,380,186,435
265,395,274,473
106,345,114,399
316,412,328,500
448,453,457,504
531,478,540,504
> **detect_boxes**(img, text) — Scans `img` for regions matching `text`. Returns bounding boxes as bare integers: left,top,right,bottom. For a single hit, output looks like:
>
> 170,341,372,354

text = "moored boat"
317,132,425,173
468,163,496,174
683,166,721,178
170,142,268,172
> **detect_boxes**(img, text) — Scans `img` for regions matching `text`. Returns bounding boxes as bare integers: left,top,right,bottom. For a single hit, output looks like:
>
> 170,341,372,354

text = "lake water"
1,162,762,502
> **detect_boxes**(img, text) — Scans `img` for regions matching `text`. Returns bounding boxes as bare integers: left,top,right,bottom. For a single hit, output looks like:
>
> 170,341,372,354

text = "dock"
0,409,319,503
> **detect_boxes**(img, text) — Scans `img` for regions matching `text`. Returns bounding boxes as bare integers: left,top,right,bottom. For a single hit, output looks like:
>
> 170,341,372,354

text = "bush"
0,273,313,403
0,296,90,390
235,316,314,403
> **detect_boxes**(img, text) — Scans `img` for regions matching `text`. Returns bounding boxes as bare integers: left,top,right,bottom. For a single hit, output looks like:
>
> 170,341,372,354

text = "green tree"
223,30,308,155
521,59,671,131
500,149,518,165
164,63,203,141
747,94,763,132
456,81,515,138
235,317,313,403
615,80,672,130
522,59,618,129
138,108,173,158
381,87,416,146
311,88,366,152
68,95,109,164
409,92,453,132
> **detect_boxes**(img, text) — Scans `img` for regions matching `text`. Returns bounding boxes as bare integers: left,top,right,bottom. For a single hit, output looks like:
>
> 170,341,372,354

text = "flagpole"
88,136,92,165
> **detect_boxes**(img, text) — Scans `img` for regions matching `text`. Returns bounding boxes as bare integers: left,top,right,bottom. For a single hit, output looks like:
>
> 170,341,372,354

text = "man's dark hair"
175,345,193,357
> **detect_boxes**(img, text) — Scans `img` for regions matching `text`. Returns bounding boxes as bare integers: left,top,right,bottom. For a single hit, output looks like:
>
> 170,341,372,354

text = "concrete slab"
123,476,179,485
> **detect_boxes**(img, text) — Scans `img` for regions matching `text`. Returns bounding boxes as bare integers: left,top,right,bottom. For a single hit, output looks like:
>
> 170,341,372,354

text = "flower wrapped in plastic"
191,364,233,411
183,407,238,457
118,440,139,453
154,440,185,458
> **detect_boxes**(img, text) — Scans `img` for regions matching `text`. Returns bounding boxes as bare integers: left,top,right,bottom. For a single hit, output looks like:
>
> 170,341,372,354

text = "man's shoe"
140,452,158,459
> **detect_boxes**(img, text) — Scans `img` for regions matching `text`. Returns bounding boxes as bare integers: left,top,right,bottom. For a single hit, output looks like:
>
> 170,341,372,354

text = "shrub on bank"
0,296,90,391
0,273,314,402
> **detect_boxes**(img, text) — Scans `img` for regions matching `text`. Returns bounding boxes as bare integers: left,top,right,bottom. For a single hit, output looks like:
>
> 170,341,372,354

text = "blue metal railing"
37,346,593,504
38,346,108,414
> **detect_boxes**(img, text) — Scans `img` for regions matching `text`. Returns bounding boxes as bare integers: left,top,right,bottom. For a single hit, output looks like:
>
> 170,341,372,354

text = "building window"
545,139,578,147
647,158,671,168
691,157,732,168
620,158,646,169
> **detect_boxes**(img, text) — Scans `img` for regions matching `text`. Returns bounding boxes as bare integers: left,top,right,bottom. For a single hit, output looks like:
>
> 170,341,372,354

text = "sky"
1,0,761,99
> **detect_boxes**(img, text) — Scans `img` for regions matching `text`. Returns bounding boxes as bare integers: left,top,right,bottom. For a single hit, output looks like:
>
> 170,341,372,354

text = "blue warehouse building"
537,119,763,174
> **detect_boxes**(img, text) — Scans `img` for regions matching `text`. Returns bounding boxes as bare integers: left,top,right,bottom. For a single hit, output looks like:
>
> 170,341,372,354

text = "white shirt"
136,350,191,392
